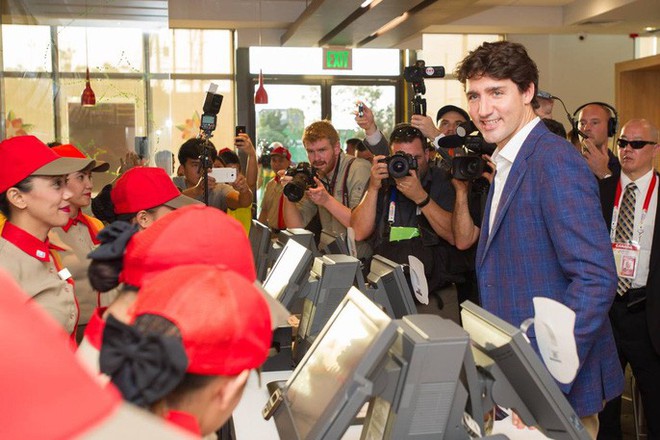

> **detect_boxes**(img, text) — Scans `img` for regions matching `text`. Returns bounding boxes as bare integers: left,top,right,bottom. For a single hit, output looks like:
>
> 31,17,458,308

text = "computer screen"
264,287,398,440
266,228,318,272
293,254,362,364
249,219,271,282
318,229,349,255
460,301,591,440
366,255,417,319
262,239,313,308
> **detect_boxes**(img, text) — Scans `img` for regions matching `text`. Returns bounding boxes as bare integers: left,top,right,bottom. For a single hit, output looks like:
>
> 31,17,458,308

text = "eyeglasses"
389,125,424,143
617,139,655,149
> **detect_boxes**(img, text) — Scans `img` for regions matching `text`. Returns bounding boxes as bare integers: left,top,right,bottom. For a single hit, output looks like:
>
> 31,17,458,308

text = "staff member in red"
49,144,111,343
100,264,272,437
0,136,90,338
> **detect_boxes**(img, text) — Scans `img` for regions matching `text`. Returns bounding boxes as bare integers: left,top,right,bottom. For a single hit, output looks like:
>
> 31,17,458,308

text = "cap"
111,166,201,214
270,146,291,161
119,204,256,287
52,143,110,172
0,268,194,439
436,105,470,124
131,265,272,375
0,135,90,193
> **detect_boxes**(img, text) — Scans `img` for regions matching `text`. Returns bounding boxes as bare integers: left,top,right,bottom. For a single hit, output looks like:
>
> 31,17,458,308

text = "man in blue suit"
455,41,623,438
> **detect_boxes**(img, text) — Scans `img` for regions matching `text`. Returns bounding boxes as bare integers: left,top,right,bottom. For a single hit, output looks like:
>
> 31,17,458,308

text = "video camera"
378,151,418,179
283,162,324,202
403,60,445,115
436,122,496,181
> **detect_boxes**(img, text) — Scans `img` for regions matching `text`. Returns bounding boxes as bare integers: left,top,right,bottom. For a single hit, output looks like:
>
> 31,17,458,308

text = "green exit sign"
323,47,352,70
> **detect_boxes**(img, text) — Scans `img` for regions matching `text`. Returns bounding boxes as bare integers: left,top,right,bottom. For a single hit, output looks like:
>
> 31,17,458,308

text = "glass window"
254,84,322,165
57,26,143,73
3,77,55,141
249,47,400,76
2,25,52,72
150,79,235,165
150,29,232,74
331,85,395,146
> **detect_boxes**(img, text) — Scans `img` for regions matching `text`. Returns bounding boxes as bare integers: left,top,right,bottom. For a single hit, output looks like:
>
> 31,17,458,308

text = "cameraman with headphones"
575,102,622,180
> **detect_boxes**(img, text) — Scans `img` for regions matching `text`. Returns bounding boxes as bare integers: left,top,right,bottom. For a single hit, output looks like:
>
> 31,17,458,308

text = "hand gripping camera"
283,162,320,202
379,151,418,179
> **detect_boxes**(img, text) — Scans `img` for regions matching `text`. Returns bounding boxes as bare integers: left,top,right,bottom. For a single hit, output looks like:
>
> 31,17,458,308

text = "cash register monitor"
319,229,349,255
249,219,271,282
460,301,591,440
264,287,398,440
367,255,417,319
266,228,317,272
262,239,313,309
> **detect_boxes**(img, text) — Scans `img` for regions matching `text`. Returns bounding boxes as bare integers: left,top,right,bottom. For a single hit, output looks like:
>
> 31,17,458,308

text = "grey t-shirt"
172,176,234,212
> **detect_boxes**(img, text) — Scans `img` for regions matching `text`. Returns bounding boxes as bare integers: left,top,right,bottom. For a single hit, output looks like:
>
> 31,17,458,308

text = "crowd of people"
0,40,658,439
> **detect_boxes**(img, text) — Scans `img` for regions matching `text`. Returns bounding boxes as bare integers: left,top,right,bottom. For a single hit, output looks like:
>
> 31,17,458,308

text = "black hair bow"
87,221,139,261
99,315,188,407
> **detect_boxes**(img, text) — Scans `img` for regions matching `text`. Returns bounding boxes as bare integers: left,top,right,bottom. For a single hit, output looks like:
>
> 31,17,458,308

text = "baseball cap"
436,105,470,124
271,146,291,161
119,204,256,287
0,268,195,439
0,135,90,193
111,166,200,214
52,143,110,172
131,265,272,375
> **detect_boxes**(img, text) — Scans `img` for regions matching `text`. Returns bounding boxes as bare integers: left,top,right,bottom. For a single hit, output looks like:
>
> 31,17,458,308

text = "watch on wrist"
416,194,431,208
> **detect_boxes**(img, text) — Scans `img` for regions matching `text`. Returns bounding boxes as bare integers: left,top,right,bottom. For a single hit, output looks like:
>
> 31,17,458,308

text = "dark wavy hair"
455,41,539,109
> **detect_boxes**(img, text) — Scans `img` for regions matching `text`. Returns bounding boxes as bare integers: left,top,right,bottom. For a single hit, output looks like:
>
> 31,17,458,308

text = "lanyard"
387,187,397,224
610,173,657,243
325,154,342,195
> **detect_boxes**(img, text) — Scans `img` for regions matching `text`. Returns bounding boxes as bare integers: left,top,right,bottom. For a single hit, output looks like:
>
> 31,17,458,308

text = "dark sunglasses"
389,125,424,143
617,139,655,149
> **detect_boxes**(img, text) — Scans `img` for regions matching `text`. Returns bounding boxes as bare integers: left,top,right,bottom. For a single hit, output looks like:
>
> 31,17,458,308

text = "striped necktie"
615,182,637,295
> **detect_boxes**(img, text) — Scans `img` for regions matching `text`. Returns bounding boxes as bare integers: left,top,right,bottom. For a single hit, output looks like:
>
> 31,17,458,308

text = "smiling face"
64,168,93,212
618,119,659,181
465,75,536,150
18,175,72,230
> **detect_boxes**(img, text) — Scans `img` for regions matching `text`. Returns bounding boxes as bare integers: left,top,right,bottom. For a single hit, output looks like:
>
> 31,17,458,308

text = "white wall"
509,34,633,118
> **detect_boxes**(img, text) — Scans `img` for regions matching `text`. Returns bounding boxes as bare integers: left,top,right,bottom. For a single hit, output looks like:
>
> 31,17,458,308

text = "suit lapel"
649,172,660,275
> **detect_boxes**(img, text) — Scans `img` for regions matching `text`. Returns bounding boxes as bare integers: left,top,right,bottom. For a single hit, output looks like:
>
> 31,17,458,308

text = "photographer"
279,121,372,259
350,124,456,309
173,138,252,212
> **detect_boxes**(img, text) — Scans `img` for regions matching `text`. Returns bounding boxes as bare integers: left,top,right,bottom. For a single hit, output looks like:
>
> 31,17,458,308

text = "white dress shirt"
616,169,658,288
488,117,541,233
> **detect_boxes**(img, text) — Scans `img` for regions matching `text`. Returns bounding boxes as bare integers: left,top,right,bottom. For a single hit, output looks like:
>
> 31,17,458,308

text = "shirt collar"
164,410,202,436
83,307,108,350
620,169,654,193
1,222,51,262
492,116,541,166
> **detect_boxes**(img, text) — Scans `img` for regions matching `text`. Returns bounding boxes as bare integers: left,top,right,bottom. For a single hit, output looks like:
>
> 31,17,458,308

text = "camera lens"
388,156,409,179
283,173,309,202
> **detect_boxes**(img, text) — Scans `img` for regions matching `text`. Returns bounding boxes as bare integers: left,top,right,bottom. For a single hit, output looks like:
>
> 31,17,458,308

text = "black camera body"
200,84,223,136
379,151,418,179
403,60,445,116
283,162,319,202
451,135,496,181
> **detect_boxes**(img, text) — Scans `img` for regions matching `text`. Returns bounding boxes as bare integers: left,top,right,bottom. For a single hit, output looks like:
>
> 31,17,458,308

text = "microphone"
436,134,465,149
536,90,554,100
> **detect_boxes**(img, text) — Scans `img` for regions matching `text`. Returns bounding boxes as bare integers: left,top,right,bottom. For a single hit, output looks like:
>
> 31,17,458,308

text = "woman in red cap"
99,264,273,437
48,144,112,343
0,135,91,339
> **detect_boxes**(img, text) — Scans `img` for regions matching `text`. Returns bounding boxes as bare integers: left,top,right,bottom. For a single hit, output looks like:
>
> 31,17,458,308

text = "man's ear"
6,187,27,210
522,82,535,105
215,370,250,409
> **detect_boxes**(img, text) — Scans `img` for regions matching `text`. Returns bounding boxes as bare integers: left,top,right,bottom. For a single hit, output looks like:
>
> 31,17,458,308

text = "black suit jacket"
599,171,660,355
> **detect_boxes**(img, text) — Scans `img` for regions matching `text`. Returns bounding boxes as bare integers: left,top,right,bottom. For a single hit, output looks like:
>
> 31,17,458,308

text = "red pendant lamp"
254,69,268,104
81,68,96,107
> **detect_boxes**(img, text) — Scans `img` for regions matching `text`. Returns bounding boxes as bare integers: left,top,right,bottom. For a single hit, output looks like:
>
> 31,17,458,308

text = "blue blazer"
476,121,624,417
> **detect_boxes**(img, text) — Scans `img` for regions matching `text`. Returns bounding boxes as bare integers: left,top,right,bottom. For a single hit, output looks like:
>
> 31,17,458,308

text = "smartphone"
235,125,247,136
357,103,364,117
209,167,237,183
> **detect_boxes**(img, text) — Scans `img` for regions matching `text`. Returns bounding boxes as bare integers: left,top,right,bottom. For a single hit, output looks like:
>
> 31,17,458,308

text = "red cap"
131,265,272,375
52,143,110,173
111,166,200,214
120,204,256,287
0,135,90,193
271,146,291,161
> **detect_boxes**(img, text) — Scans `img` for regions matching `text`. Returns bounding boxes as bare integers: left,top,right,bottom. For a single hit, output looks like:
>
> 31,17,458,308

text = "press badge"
612,242,640,279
